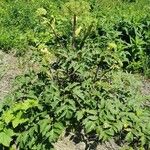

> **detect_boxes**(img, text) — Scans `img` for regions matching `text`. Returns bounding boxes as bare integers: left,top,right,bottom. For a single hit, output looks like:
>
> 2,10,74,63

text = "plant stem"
48,22,66,49
94,65,100,82
72,14,77,49
79,23,93,49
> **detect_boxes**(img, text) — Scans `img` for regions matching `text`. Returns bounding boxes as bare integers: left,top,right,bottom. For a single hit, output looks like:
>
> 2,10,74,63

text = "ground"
0,51,21,101
0,51,149,150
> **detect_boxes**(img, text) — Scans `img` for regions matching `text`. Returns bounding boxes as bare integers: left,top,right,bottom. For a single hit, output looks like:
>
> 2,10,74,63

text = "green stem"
72,14,77,49
48,21,66,49
79,24,93,49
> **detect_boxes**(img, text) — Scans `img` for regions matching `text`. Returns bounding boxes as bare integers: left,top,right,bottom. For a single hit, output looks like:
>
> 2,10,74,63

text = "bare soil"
0,51,21,101
53,136,120,150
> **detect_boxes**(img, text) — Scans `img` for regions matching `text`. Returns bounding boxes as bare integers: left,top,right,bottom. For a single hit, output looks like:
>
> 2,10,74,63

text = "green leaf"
12,99,39,111
0,132,12,147
103,122,111,129
125,132,134,143
85,121,95,133
36,8,47,16
66,109,73,119
105,128,115,136
76,110,84,121
12,118,27,128
4,129,14,137
140,136,146,146
73,86,84,100
48,128,60,142
56,105,67,115
42,124,51,136
12,103,22,111
86,109,97,115
12,111,28,128
106,112,115,121
39,119,51,134
114,121,123,131
54,122,64,131
87,115,98,121
2,110,14,125
23,99,39,110
0,121,4,131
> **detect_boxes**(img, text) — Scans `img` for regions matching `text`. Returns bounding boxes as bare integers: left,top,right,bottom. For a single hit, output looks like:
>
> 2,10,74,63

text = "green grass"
0,0,150,51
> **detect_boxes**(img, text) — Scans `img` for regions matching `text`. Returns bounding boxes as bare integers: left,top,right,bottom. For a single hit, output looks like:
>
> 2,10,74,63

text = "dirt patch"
141,78,150,95
53,136,120,150
0,51,21,101
141,78,150,107
53,131,120,150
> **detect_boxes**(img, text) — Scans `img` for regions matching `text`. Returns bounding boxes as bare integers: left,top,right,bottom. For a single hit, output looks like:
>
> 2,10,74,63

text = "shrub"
1,41,150,149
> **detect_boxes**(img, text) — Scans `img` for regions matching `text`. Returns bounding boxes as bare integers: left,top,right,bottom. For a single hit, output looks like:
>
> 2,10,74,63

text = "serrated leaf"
42,124,51,136
4,129,14,137
49,128,60,142
103,122,110,129
0,122,4,131
87,115,98,121
86,109,97,115
0,132,12,147
96,126,103,140
105,128,115,136
76,110,84,121
36,8,47,16
140,136,146,146
66,109,73,119
73,86,84,100
106,112,115,121
114,121,123,131
13,99,39,111
85,121,95,133
17,131,29,144
39,119,51,133
12,112,28,128
2,110,14,125
125,132,133,142
54,122,64,130
56,105,67,114
75,26,82,37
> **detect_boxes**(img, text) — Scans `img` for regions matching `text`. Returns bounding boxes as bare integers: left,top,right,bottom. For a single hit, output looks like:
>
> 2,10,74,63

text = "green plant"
0,0,150,149
1,42,149,149
0,98,65,149
35,0,97,51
